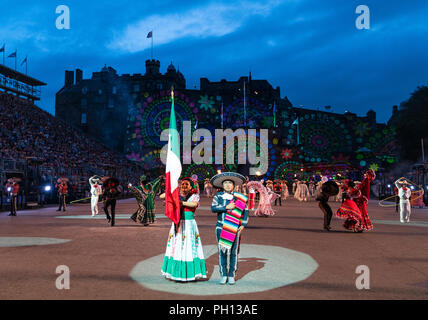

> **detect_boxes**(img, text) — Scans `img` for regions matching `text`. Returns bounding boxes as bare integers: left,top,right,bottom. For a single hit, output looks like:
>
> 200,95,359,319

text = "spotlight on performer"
44,185,52,192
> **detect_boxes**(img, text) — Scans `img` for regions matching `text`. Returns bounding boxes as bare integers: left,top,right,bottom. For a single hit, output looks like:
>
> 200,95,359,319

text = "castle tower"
145,59,160,76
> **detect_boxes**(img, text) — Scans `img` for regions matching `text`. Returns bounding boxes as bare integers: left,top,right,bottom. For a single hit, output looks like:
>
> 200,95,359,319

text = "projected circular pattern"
131,91,196,148
224,98,273,129
140,150,163,170
293,114,352,162
274,161,301,181
214,131,276,177
365,127,397,164
183,164,216,182
354,121,371,137
355,127,398,167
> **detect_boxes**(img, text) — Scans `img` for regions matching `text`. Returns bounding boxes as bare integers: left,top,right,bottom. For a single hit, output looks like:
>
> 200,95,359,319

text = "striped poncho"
218,192,248,253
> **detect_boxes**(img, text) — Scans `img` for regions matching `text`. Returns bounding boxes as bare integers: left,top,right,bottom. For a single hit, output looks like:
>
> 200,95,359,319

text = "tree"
395,85,428,161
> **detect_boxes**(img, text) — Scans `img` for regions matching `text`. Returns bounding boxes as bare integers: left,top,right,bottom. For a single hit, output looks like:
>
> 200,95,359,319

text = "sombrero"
210,172,246,189
397,180,410,185
321,180,339,197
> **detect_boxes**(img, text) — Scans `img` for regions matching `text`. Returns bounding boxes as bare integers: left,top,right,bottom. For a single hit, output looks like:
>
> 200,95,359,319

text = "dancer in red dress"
354,169,375,231
336,169,375,232
336,180,364,232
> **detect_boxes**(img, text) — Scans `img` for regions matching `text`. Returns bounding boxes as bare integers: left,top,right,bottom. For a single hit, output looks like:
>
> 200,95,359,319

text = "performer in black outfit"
316,180,339,231
103,177,121,227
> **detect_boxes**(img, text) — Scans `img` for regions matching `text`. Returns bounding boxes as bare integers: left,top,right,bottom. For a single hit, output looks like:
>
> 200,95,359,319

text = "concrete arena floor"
0,197,427,300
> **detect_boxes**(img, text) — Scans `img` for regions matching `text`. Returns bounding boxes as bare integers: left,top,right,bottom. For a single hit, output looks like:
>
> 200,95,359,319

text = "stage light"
217,170,222,174
410,186,415,190
44,185,51,192
7,187,12,192
256,171,261,176
387,184,391,188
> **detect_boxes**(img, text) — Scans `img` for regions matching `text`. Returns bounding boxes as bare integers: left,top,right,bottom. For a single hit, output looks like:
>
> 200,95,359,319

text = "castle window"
112,86,117,94
108,99,114,108
134,84,140,92
98,89,103,95
81,113,87,124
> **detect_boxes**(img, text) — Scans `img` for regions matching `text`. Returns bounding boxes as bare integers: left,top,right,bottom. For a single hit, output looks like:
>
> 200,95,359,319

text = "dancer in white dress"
294,181,310,202
161,177,207,281
204,178,213,197
281,180,289,200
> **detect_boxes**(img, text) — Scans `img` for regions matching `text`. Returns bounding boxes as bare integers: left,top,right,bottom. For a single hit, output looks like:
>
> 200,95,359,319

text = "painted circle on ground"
129,244,318,296
0,237,70,247
372,219,428,228
56,214,168,219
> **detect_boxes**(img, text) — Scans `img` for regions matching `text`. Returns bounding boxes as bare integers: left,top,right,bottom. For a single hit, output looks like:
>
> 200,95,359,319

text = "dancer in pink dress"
247,181,279,217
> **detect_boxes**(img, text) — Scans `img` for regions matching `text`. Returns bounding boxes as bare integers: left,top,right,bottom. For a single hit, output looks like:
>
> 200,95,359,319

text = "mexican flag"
164,89,182,225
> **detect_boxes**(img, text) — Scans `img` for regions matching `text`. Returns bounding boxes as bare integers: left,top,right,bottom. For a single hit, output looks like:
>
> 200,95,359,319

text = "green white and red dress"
161,194,207,281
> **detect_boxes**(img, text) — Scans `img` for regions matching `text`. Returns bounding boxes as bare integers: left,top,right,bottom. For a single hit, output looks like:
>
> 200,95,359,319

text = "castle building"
55,60,398,181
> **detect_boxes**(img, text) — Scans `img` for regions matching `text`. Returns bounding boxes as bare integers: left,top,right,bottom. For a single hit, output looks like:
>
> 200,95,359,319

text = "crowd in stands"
0,92,143,190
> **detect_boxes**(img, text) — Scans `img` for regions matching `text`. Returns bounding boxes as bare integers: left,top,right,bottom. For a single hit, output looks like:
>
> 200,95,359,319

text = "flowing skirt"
355,199,373,231
336,199,364,231
161,219,207,281
254,193,279,217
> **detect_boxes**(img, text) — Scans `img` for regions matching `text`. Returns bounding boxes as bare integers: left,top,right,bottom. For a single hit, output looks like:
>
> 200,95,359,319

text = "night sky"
1,0,427,123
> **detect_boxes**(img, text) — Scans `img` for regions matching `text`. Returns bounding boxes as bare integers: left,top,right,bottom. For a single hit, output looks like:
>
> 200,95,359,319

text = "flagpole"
273,101,276,127
221,100,224,129
15,50,17,70
243,81,246,127
151,31,153,60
